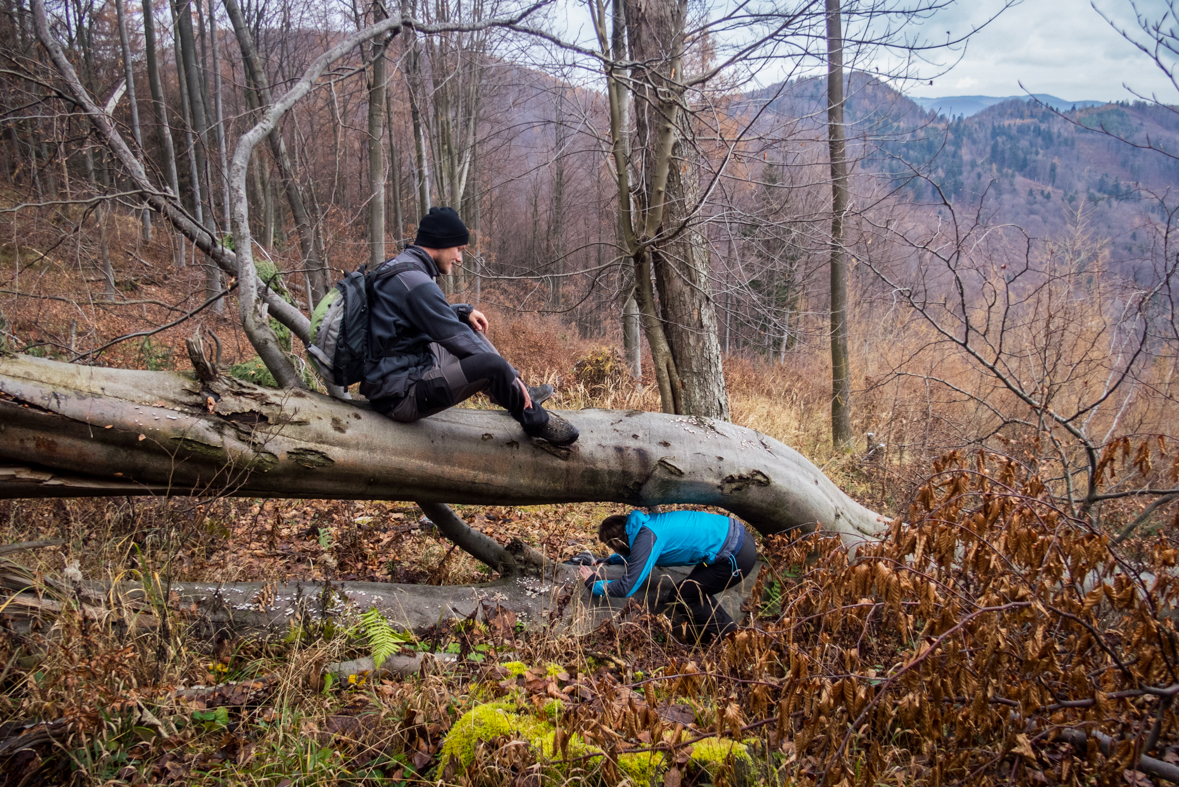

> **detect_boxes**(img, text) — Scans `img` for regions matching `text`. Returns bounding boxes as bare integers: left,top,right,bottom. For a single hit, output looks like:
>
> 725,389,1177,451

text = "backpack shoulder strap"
368,259,419,286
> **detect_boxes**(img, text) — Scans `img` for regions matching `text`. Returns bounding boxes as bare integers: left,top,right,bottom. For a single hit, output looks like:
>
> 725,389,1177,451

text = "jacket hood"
625,510,649,542
403,245,440,279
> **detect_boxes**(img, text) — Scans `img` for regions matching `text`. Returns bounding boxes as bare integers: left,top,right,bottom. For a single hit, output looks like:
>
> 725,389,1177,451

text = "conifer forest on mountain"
0,0,1178,783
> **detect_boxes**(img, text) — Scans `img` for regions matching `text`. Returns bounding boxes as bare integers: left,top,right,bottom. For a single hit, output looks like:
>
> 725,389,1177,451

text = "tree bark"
406,33,432,218
141,0,183,267
170,0,205,228
826,0,853,449
172,0,212,226
367,2,388,268
209,0,231,234
385,80,404,242
114,0,150,242
0,354,886,545
623,291,641,380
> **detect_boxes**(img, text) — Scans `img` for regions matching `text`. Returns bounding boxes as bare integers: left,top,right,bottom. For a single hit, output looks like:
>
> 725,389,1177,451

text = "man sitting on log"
579,510,758,642
360,207,579,446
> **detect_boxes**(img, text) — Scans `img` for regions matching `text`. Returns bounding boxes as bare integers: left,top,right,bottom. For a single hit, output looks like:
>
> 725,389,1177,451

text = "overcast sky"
898,0,1177,102
545,0,1177,102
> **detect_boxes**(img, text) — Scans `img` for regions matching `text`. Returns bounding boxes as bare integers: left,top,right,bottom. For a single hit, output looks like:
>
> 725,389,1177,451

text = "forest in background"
1,0,1179,783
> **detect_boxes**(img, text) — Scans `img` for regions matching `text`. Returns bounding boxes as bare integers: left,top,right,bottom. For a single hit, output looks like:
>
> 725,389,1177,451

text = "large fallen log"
0,354,886,542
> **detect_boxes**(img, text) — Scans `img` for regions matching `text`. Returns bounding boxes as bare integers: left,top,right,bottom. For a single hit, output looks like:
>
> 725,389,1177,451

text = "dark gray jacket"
358,246,481,402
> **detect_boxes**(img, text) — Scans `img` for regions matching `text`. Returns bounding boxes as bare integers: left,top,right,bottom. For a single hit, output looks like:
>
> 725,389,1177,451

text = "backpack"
307,260,416,387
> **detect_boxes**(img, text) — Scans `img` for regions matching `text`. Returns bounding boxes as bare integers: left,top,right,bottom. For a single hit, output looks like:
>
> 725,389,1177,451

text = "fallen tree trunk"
0,354,886,542
1,555,753,643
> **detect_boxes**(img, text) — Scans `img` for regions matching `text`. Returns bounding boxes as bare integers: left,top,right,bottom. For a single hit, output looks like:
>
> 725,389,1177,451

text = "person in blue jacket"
578,510,757,642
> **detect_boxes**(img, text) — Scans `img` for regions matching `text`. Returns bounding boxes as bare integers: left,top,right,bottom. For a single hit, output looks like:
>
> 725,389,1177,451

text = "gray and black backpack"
307,260,414,387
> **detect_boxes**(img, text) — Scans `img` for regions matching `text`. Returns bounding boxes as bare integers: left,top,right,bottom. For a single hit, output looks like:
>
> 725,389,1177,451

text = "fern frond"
360,607,403,671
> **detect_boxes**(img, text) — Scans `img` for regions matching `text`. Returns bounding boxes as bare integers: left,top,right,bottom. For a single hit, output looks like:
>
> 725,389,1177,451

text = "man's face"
432,244,467,275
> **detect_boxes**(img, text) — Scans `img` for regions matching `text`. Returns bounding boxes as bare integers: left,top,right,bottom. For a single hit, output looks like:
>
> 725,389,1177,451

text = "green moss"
440,701,545,768
540,698,564,720
441,699,667,784
501,661,529,677
689,736,752,774
618,750,665,785
544,663,563,677
254,258,289,298
229,357,278,388
536,729,596,762
255,260,294,352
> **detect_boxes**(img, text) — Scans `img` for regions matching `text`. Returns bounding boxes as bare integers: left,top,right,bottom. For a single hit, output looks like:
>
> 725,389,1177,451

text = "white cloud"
899,0,1177,101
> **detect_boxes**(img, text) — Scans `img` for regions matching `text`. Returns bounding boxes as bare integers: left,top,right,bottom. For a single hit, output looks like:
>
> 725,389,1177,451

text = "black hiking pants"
375,336,549,436
671,528,758,642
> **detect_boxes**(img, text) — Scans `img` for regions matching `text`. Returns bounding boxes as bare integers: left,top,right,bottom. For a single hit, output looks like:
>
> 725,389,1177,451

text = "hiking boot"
527,383,554,407
533,412,579,446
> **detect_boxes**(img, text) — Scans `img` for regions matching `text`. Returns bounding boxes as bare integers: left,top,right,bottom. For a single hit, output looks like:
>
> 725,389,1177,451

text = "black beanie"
414,206,469,248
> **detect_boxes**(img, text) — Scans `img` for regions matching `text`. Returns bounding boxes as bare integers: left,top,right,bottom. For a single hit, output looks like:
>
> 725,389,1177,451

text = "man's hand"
468,309,489,333
578,565,600,583
517,378,533,410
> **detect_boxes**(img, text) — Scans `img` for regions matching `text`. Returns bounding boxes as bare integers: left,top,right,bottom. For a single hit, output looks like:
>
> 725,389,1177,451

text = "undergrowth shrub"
725,448,1179,785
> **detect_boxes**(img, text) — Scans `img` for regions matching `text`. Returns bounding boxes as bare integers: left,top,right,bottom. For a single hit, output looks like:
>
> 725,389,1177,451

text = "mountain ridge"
909,93,1107,118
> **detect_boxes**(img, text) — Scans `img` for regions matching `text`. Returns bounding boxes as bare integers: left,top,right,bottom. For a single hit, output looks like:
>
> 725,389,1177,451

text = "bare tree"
589,0,732,418
114,0,150,241
826,0,853,449
366,0,390,267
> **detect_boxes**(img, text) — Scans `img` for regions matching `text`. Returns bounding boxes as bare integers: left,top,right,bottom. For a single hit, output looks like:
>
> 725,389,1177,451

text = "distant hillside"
870,96,1179,264
911,94,1106,118
746,77,1179,272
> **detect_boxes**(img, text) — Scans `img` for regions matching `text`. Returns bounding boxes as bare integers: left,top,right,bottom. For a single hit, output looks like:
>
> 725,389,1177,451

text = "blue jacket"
358,246,482,402
588,510,743,598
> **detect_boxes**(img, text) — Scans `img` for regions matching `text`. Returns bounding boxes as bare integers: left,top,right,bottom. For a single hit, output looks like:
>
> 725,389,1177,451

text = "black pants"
671,529,758,642
377,339,549,436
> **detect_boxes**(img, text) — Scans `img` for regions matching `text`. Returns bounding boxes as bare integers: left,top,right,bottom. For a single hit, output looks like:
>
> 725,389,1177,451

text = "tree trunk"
138,560,753,635
657,147,729,420
172,0,212,226
0,353,886,545
367,2,387,268
826,0,853,449
594,0,680,413
385,80,404,243
114,0,150,242
209,0,231,233
623,291,641,380
630,0,727,421
141,0,183,268
406,36,431,217
170,0,204,227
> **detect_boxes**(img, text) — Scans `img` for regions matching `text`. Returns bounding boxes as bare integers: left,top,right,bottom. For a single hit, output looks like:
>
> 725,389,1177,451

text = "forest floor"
1,206,1176,786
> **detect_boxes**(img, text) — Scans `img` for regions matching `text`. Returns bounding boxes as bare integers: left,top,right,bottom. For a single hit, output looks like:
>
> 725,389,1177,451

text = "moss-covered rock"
439,701,547,768
440,699,665,785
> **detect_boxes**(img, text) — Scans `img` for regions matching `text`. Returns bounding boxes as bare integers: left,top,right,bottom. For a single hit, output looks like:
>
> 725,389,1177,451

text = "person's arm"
399,278,485,358
586,527,659,598
449,304,489,332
